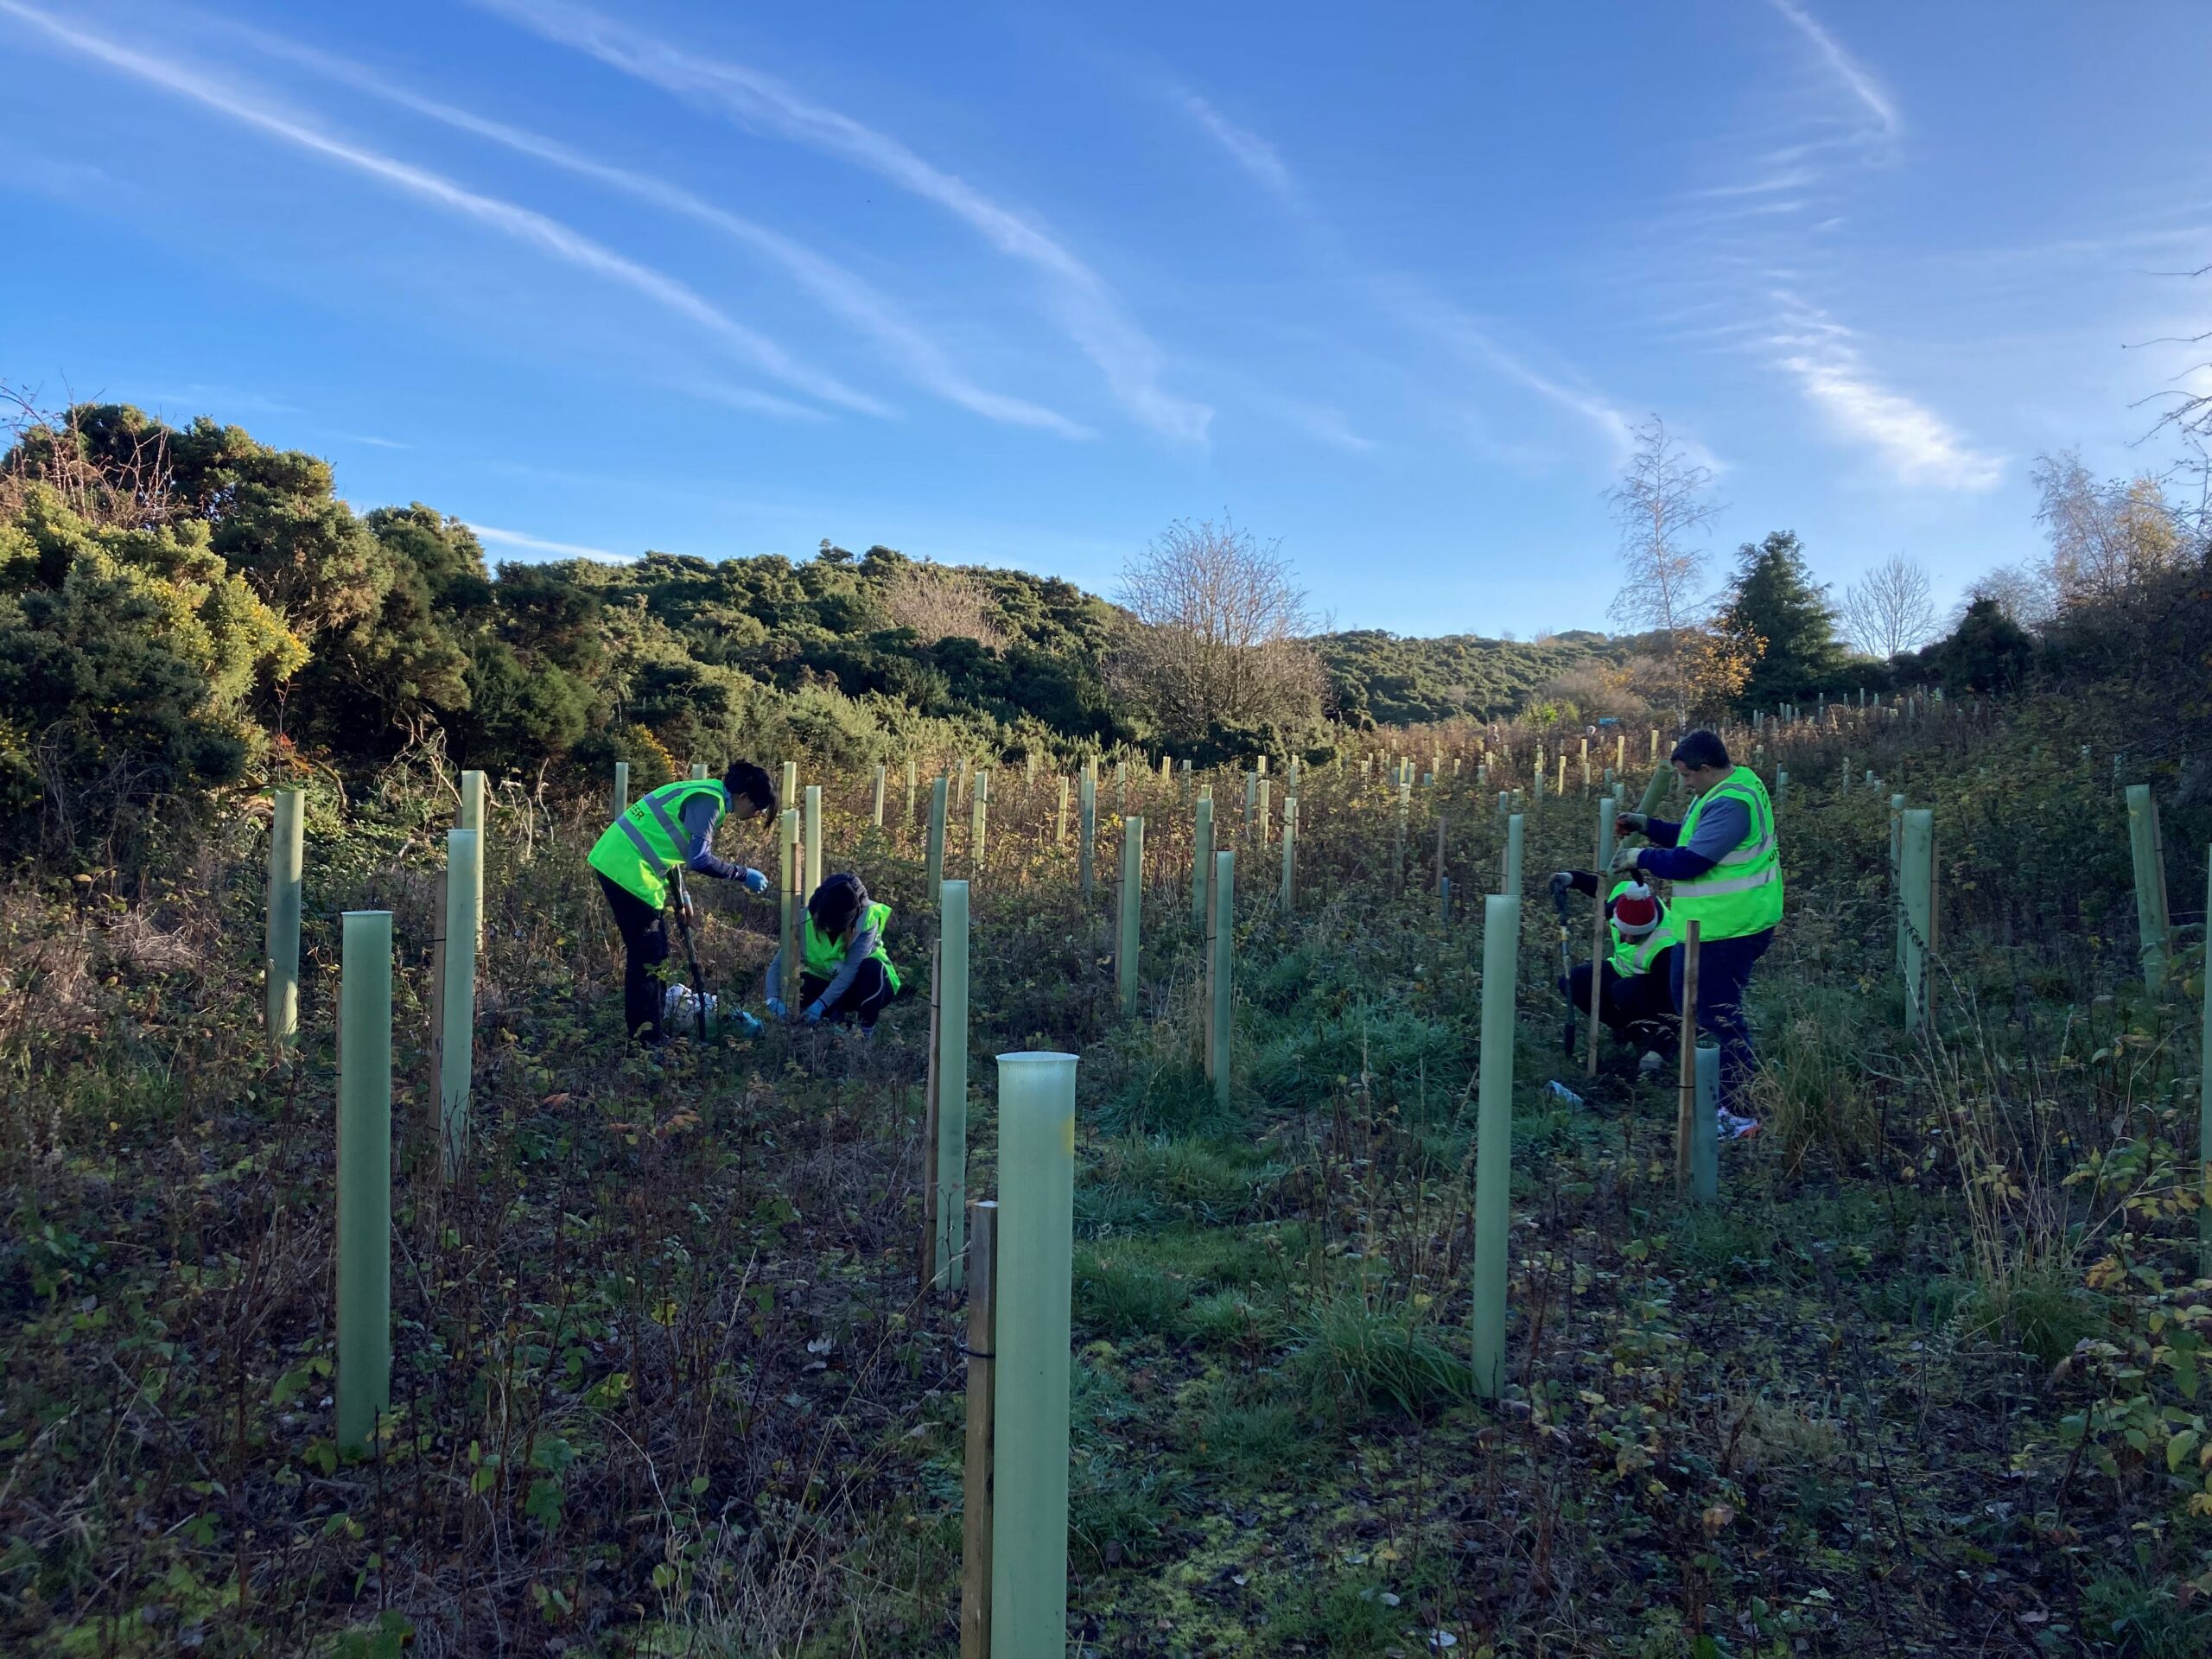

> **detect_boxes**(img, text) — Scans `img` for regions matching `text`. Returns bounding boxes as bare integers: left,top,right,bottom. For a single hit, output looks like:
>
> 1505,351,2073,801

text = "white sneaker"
1717,1109,1761,1141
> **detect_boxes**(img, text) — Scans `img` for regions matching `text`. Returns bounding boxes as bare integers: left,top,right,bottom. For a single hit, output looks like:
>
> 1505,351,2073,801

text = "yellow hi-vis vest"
799,901,901,993
1669,765,1783,941
588,779,728,909
1606,880,1683,978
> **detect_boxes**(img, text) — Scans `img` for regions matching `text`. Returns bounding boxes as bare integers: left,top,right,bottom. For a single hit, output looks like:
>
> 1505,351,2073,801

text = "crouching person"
1550,871,1681,1068
766,873,901,1032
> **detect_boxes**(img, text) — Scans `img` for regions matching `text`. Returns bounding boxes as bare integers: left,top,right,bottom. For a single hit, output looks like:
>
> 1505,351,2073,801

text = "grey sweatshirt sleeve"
810,924,880,1013
1640,797,1749,880
680,791,742,880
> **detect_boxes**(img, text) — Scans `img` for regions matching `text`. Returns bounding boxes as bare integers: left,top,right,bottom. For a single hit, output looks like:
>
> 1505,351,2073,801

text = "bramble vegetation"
5,659,2210,1654
4,390,2211,1655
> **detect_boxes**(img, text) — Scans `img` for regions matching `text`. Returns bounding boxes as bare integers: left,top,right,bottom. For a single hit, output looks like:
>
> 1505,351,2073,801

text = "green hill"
1313,628,1620,726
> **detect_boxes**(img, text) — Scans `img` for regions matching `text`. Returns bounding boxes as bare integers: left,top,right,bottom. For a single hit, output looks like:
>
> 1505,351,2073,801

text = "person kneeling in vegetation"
1613,728,1780,1141
587,761,778,1043
1548,871,1680,1070
765,873,902,1033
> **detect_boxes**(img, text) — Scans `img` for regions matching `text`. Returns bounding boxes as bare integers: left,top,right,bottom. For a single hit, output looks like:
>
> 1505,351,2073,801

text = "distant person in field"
1613,729,1782,1141
765,872,902,1033
588,761,777,1043
1547,871,1681,1066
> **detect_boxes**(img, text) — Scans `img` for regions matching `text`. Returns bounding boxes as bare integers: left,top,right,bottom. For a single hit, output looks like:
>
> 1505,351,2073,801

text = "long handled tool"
670,869,709,1040
1551,876,1577,1058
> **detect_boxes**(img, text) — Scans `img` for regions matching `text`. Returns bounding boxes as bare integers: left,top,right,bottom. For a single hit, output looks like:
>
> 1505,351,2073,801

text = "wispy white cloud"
335,433,410,449
1683,168,1818,201
1173,86,1300,208
1779,354,2000,489
1766,0,1899,139
1158,73,1647,473
0,0,887,420
469,523,630,561
474,0,1210,442
1391,288,1651,466
1271,398,1376,453
208,17,1086,438
682,381,835,423
124,384,296,416
1768,298,1999,490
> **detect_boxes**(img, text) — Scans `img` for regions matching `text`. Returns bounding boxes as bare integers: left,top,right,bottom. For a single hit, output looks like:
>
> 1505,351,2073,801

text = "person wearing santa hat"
1548,869,1683,1067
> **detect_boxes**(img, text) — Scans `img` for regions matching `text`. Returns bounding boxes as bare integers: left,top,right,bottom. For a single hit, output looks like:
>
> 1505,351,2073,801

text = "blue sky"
3,1,2207,636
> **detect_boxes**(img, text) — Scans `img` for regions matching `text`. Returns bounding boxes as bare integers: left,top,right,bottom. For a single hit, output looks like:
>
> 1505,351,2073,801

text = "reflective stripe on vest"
1669,766,1783,940
1612,916,1681,978
798,900,900,993
587,779,728,908
1607,880,1682,978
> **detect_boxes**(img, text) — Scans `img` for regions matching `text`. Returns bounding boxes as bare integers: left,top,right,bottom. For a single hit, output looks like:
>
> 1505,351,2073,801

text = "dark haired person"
1547,872,1681,1067
765,872,901,1032
1613,729,1781,1140
588,760,778,1042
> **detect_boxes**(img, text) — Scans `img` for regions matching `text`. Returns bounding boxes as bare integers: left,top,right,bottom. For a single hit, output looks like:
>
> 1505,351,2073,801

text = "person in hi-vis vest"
587,760,778,1042
1548,872,1681,1065
765,873,903,1033
1613,729,1782,1141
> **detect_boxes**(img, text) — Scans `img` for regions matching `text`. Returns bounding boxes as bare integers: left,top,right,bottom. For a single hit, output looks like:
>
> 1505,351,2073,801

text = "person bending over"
766,872,902,1032
1613,728,1781,1140
1548,871,1680,1068
588,761,776,1043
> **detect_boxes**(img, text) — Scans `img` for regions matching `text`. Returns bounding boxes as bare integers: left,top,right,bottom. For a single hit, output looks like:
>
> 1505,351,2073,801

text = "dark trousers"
599,874,671,1043
1560,956,1679,1051
1669,926,1773,1115
799,959,896,1030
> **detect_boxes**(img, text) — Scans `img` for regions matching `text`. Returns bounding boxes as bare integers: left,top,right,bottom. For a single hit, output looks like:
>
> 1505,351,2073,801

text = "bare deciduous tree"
1961,562,2057,630
1111,516,1323,747
1,383,176,531
1840,554,1938,659
1606,416,1721,715
876,559,1007,651
2031,450,2185,607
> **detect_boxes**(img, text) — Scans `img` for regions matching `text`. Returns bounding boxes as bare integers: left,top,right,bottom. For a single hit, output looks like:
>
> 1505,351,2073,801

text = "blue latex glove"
741,868,769,895
765,995,787,1020
804,1002,825,1027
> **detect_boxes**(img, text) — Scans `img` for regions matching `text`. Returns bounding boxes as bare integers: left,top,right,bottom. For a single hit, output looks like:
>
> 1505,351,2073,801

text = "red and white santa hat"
1610,881,1660,938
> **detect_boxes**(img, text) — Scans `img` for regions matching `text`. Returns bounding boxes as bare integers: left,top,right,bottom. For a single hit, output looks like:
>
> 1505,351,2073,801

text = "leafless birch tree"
1606,416,1721,715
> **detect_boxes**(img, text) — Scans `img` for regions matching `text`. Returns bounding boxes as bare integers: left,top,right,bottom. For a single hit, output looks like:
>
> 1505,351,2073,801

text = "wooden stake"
961,1200,998,1659
1675,921,1702,1194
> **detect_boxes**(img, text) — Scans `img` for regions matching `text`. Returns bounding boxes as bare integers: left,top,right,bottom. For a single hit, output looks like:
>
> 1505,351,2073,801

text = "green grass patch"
1289,1295,1478,1419
1076,1135,1281,1236
1958,1266,2107,1370
1071,1223,1302,1341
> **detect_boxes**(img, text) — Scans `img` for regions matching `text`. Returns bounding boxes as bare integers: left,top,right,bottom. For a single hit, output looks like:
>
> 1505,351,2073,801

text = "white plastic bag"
661,982,718,1033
